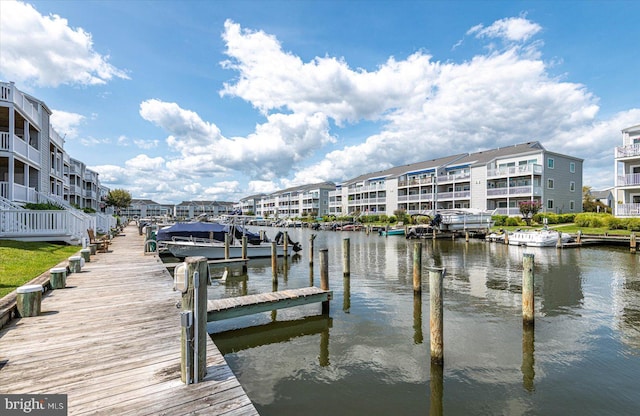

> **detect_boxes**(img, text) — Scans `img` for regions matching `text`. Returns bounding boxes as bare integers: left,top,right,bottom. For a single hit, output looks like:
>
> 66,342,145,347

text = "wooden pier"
0,224,258,416
207,287,332,322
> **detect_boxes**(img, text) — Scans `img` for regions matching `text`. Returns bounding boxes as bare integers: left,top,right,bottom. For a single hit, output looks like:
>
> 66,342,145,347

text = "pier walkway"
0,224,258,416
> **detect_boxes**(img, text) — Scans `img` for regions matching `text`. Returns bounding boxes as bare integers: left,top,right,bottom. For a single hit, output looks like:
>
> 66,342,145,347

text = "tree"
519,200,541,225
105,189,132,214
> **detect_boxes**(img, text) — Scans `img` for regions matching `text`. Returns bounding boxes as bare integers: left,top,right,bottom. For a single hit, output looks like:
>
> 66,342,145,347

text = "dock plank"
0,224,258,416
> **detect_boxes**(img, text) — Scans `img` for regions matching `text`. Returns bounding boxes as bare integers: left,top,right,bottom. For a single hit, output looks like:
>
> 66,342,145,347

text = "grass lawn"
0,240,80,298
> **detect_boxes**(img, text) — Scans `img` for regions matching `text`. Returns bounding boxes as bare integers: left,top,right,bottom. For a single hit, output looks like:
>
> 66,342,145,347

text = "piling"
80,248,91,262
429,361,444,416
429,267,445,365
631,233,637,253
343,275,351,312
16,285,43,317
413,292,423,344
68,256,82,273
49,267,67,289
343,238,350,277
284,231,289,255
241,236,248,273
465,231,469,242
224,234,230,259
271,241,277,282
576,230,582,245
413,242,422,293
320,249,330,314
522,324,535,392
522,253,535,327
309,234,316,265
180,256,208,384
504,232,509,245
556,233,563,248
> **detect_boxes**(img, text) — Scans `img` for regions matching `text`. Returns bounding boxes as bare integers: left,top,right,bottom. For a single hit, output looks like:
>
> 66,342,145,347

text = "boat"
379,223,406,236
164,239,294,259
156,222,261,245
507,228,573,247
426,208,496,231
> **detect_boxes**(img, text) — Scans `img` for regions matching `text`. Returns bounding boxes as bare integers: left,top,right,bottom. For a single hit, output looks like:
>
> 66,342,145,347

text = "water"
201,228,640,416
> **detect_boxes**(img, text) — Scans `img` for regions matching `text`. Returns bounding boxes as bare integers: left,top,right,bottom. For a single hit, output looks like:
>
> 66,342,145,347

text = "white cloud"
0,0,129,87
467,16,542,43
50,110,85,139
133,139,159,149
124,154,165,171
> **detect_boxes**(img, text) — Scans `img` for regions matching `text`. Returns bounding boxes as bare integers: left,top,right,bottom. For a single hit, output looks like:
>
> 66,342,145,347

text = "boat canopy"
157,222,262,244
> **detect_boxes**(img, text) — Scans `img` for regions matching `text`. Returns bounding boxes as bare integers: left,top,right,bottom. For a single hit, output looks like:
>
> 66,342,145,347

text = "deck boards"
0,224,258,416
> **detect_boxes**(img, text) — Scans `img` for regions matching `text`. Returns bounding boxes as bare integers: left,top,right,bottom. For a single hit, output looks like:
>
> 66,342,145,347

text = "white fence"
0,209,95,244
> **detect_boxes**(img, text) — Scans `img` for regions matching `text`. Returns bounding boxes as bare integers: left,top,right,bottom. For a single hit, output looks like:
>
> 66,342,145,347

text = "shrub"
575,213,610,228
505,216,522,226
24,202,64,210
492,215,508,226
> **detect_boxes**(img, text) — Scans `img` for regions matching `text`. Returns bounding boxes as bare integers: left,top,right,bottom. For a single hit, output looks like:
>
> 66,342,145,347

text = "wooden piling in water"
429,267,445,365
576,230,582,245
413,292,423,344
631,233,637,253
522,324,535,392
224,233,230,259
241,236,248,273
309,234,316,265
180,256,208,384
522,253,535,326
271,241,277,282
284,231,289,254
413,242,422,293
320,249,329,314
343,238,350,277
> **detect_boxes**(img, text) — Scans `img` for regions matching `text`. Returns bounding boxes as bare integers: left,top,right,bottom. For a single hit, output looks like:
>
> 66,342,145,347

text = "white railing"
0,209,91,243
616,203,640,217
93,212,116,233
50,127,64,148
616,144,640,159
487,164,543,178
0,132,41,165
616,173,640,187
0,82,40,127
493,207,522,216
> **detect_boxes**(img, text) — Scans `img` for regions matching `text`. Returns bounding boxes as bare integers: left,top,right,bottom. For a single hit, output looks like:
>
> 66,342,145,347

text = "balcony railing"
0,182,38,203
1,82,40,128
487,186,541,197
487,164,542,178
0,132,41,165
616,203,640,217
616,173,640,187
616,144,640,159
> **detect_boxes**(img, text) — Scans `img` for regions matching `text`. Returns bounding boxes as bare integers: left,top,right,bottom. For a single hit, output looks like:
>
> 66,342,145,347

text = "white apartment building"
244,182,335,219
614,124,640,217
0,82,107,210
330,142,583,217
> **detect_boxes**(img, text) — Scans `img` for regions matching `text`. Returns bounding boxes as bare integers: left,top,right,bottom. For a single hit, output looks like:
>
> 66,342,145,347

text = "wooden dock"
0,224,258,416
207,287,332,322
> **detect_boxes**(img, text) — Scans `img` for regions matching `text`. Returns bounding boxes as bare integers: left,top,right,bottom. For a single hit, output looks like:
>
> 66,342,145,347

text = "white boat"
507,228,573,247
417,209,495,232
164,239,293,259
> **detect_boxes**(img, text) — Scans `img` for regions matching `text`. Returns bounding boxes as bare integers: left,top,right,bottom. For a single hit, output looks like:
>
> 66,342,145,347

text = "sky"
1,0,639,205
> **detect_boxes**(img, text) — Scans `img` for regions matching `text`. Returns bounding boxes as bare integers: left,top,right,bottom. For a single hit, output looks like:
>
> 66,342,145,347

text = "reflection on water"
200,228,640,416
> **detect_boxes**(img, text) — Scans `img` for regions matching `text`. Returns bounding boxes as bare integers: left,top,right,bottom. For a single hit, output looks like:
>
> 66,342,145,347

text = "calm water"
202,228,640,416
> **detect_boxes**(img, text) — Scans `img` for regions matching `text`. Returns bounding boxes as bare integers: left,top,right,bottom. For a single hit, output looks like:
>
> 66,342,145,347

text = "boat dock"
0,224,258,416
208,287,332,322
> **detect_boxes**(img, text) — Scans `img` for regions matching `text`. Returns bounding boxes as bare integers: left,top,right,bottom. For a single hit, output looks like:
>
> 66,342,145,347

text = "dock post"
413,242,422,293
504,232,509,245
343,238,350,277
309,234,316,265
241,236,248,273
413,292,423,344
429,267,445,365
522,323,535,392
430,361,444,416
556,233,563,248
224,233,230,259
320,249,330,314
271,241,277,282
180,256,208,384
522,253,535,327
576,230,582,245
631,233,637,253
465,231,469,242
284,231,289,255
343,275,351,312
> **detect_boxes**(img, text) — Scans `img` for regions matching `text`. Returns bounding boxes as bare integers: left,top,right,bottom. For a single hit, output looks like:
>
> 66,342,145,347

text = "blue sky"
1,0,639,204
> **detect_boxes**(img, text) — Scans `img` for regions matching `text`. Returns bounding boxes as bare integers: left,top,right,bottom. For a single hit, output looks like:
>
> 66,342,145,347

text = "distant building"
614,124,640,217
247,182,335,219
329,141,583,217
174,200,235,219
591,188,614,211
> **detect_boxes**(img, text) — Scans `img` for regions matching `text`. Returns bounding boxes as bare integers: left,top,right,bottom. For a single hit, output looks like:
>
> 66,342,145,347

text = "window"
547,199,554,209
548,158,555,169
547,179,554,189
570,162,575,173
570,200,575,210
570,181,575,192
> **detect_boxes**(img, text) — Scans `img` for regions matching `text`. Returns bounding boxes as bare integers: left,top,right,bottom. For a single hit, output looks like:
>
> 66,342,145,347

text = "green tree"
105,189,132,214
519,200,541,225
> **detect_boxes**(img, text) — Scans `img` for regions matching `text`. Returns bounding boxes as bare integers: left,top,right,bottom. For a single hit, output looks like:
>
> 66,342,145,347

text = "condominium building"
614,124,640,217
329,141,583,216
243,182,335,219
173,200,235,219
0,82,107,209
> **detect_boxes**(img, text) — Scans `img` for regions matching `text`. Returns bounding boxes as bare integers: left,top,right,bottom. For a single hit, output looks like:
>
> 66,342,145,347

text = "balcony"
616,203,640,217
0,182,38,203
487,164,542,178
616,173,640,187
1,82,40,128
616,144,640,159
487,186,541,197
0,132,42,166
